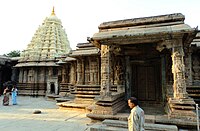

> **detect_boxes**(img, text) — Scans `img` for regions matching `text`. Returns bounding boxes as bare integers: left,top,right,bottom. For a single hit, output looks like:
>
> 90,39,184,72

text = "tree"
3,50,20,57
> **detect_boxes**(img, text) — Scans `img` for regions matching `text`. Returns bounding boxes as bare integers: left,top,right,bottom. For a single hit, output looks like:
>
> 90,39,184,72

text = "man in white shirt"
128,97,145,131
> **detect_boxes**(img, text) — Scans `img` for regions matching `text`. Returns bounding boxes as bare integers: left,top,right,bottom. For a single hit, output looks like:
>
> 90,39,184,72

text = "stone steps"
90,119,178,131
57,101,91,112
55,97,73,103
46,94,61,101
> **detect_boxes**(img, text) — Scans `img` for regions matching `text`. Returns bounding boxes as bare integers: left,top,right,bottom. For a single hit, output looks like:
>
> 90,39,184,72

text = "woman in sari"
11,86,18,105
3,87,9,106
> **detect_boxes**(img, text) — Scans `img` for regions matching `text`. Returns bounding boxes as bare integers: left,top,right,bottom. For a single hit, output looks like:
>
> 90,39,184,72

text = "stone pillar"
100,45,111,97
97,57,100,85
93,60,98,85
55,81,58,95
34,68,37,83
88,44,126,118
40,67,45,83
89,60,93,84
125,56,131,99
61,66,66,83
185,50,193,85
48,67,53,78
23,70,27,83
69,63,75,84
47,80,50,94
81,59,85,84
171,45,188,98
77,59,83,84
161,54,166,100
11,67,17,82
167,39,196,121
19,69,23,83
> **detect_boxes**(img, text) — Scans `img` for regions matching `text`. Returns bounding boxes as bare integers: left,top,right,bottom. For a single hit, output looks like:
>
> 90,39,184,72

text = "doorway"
50,83,55,94
132,59,162,106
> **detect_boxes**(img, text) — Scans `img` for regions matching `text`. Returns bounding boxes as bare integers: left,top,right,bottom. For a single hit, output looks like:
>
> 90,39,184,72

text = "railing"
196,104,200,131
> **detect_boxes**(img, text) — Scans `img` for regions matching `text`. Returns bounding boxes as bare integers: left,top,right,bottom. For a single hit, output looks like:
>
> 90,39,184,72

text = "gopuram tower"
15,7,71,96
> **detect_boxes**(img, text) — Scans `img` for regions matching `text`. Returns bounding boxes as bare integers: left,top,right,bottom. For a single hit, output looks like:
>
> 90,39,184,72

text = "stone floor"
0,95,198,131
0,95,94,131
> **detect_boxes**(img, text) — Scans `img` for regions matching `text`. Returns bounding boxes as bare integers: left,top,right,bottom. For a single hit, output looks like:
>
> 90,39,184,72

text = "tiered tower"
20,7,71,61
15,7,71,96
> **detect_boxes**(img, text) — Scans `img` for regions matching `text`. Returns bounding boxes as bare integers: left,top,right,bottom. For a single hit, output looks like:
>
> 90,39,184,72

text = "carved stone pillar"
167,39,196,121
61,66,66,83
40,67,45,83
28,69,34,83
34,68,37,83
161,54,167,100
100,45,111,97
77,59,83,84
125,56,131,99
11,67,17,82
89,59,95,85
97,57,100,85
81,59,85,84
69,63,75,84
185,51,193,85
171,45,188,98
23,70,27,83
19,69,23,83
88,45,126,118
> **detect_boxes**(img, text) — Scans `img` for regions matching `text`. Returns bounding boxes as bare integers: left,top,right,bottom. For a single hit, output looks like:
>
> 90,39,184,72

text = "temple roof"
0,55,11,65
91,13,197,48
15,61,59,67
191,32,200,47
70,42,100,57
19,7,71,63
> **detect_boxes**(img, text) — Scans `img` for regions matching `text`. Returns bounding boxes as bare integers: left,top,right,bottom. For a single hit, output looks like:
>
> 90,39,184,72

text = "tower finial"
51,6,55,16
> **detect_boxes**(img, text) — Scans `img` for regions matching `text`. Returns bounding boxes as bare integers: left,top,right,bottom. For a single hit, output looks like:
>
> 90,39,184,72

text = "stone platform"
90,119,178,131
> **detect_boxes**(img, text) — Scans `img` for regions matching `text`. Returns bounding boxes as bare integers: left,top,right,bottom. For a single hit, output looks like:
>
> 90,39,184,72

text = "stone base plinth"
167,97,197,121
87,93,126,120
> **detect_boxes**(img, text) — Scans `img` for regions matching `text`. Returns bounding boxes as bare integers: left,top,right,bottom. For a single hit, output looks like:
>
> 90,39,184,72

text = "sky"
0,0,200,55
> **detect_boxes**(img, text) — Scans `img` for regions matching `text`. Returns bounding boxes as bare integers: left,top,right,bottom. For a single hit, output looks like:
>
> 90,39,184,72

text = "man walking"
128,97,145,131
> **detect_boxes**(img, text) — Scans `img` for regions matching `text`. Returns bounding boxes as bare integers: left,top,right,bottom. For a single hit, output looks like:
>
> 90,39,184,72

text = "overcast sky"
0,0,199,55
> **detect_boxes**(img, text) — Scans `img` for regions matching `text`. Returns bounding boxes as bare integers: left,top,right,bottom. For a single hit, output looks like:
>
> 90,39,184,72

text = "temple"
1,9,200,129
57,13,200,128
15,8,71,96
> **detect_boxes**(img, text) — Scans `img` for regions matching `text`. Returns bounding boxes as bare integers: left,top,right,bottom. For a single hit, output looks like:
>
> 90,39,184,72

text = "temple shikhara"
0,8,200,130
15,7,71,96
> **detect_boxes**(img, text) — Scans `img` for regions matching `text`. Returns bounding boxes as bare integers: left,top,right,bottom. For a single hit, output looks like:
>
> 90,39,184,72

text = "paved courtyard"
0,95,92,131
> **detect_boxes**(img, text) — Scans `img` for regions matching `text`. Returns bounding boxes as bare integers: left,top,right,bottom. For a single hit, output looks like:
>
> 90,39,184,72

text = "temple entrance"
132,58,162,106
50,83,55,94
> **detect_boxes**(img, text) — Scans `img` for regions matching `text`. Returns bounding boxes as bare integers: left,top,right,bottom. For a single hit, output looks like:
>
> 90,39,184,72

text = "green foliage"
3,50,20,57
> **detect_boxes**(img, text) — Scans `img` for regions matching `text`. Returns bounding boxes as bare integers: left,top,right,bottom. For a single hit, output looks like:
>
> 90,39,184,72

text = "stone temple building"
10,10,200,128
15,8,71,96
56,13,200,128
